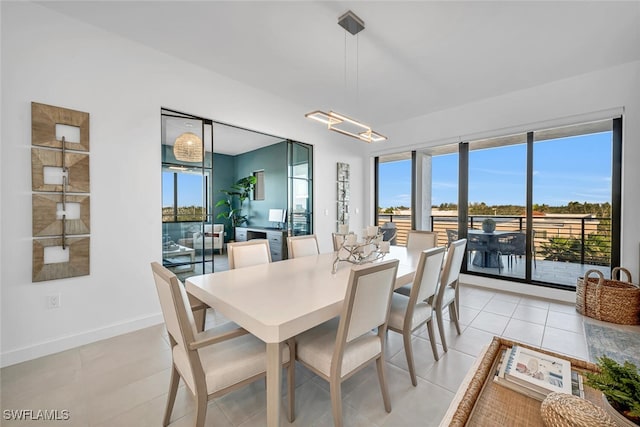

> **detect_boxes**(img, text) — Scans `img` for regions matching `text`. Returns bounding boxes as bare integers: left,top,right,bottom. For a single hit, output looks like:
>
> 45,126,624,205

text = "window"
253,170,265,201
377,117,621,290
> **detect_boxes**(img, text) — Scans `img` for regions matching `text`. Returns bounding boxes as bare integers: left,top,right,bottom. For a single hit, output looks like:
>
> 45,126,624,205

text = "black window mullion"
525,131,534,281
458,142,469,271
611,117,622,268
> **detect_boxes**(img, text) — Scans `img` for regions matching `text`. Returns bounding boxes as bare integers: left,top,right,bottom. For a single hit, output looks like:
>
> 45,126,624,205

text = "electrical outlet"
47,294,61,309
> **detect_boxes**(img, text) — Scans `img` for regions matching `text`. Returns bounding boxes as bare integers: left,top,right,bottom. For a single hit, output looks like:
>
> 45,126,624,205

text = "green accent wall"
212,153,236,238
235,141,288,228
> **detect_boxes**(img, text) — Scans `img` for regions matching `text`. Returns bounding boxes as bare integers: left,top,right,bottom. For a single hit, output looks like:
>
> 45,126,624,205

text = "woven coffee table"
440,337,603,426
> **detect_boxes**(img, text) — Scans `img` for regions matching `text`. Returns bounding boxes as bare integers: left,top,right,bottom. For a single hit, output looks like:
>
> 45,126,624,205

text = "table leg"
266,342,282,427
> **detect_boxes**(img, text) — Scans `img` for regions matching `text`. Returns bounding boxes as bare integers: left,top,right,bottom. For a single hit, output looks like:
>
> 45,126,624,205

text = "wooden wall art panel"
32,237,90,282
32,194,90,237
31,148,90,193
31,102,90,152
31,102,91,282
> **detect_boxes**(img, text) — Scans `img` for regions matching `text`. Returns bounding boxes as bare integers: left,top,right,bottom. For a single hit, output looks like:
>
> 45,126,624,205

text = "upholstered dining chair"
295,259,399,427
287,234,320,258
150,262,295,427
387,246,446,385
332,233,346,252
434,238,467,353
227,239,271,269
406,230,438,251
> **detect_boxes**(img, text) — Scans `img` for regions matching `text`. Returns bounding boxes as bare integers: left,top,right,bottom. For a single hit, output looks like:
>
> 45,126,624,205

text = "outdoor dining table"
185,245,421,427
468,229,511,268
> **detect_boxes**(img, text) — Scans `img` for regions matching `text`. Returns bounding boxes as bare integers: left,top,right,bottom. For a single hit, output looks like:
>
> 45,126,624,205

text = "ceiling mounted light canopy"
305,10,387,143
173,132,203,162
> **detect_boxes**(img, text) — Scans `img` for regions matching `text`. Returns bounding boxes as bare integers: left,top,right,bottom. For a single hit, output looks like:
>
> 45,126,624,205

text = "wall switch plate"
47,294,61,309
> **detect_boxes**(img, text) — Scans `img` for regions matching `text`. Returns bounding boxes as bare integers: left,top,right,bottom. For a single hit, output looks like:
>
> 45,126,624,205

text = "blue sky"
163,172,205,208
379,132,612,208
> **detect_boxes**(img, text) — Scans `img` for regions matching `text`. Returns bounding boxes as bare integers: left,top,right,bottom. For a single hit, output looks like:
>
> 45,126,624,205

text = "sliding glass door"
161,108,214,280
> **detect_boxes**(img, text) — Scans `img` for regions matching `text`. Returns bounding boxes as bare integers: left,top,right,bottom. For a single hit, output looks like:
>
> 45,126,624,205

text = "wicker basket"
540,392,616,427
576,267,640,325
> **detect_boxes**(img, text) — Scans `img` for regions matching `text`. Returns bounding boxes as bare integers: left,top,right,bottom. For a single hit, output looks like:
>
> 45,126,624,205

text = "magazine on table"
493,346,576,400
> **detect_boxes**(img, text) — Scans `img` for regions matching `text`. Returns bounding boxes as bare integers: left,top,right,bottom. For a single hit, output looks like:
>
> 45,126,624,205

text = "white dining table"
186,245,422,427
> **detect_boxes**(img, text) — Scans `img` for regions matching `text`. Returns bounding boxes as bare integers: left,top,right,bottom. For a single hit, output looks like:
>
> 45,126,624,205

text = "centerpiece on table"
332,226,394,273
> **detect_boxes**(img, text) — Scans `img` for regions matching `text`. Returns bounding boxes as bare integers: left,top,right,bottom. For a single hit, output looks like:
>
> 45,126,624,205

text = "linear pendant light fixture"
305,110,387,142
305,11,387,143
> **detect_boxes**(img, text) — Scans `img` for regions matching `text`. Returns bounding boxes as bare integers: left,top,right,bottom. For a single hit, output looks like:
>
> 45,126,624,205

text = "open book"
494,346,573,400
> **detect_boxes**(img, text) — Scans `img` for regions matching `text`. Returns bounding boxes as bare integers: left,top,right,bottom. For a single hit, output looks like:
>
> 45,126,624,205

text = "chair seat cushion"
173,330,290,395
296,318,381,378
388,293,433,331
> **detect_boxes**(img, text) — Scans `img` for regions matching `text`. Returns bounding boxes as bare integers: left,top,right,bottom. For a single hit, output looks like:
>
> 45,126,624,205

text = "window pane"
177,172,205,222
533,126,612,285
468,139,527,280
378,155,411,245
431,151,459,248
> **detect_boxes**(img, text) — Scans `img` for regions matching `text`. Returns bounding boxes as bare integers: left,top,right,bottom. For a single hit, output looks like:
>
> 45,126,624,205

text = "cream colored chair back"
150,262,198,364
440,238,467,291
338,259,399,344
332,233,346,251
413,247,447,305
227,239,271,269
434,238,467,353
406,231,438,251
287,235,320,258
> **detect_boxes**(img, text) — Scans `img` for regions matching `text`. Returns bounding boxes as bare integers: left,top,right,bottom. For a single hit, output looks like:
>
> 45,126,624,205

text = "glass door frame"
161,107,214,277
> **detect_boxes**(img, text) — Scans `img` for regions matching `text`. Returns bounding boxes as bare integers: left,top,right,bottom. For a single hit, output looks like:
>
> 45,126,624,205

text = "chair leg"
195,307,206,332
376,356,392,413
435,308,448,353
426,319,439,361
329,377,343,427
286,339,296,423
195,392,207,427
163,365,180,427
449,302,462,335
402,330,417,386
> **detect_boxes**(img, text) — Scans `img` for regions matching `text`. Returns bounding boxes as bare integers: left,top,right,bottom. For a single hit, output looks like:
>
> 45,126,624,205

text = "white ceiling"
40,1,640,152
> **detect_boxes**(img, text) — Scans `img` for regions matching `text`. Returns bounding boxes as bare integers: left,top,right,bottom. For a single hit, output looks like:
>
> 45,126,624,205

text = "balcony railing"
378,214,612,267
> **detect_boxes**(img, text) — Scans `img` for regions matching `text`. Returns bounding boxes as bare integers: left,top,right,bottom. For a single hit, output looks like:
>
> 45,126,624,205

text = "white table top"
186,245,420,343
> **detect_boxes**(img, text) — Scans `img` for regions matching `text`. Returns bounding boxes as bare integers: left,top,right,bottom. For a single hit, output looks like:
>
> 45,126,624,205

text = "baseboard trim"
460,274,575,303
0,313,164,368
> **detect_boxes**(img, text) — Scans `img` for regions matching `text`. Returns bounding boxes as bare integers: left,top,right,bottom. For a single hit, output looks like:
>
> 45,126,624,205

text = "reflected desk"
186,246,420,427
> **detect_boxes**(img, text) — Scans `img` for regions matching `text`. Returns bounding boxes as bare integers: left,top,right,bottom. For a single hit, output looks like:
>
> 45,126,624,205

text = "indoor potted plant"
215,175,257,232
584,356,640,426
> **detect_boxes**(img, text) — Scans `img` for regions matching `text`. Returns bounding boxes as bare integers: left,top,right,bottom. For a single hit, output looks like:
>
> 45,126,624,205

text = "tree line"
431,201,611,217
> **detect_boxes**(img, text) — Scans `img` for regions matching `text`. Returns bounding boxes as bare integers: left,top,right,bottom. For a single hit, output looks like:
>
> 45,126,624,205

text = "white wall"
369,61,640,282
0,2,368,366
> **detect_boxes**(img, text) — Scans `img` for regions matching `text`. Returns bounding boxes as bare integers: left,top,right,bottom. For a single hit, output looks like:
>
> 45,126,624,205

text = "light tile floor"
1,284,598,426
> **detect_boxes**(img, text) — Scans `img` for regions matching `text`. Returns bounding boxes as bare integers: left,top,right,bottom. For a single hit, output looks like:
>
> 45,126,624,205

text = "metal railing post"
581,218,585,265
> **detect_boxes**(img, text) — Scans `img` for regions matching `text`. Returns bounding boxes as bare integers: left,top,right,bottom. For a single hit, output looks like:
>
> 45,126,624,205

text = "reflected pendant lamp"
173,132,203,162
